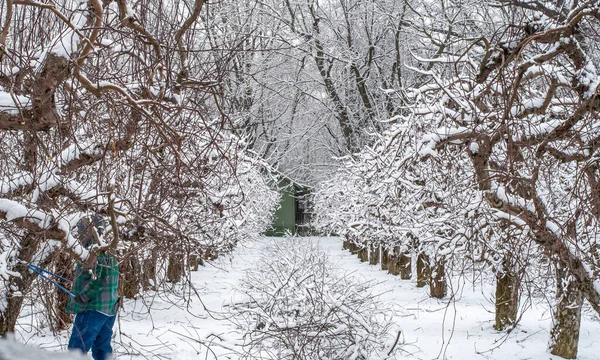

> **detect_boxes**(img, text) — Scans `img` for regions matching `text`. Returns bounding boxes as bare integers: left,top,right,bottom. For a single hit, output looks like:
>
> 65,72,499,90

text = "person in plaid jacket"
67,215,119,360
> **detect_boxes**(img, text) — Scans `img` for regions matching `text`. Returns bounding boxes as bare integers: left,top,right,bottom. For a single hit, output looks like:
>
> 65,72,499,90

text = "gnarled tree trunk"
549,264,583,359
0,233,46,336
494,259,519,331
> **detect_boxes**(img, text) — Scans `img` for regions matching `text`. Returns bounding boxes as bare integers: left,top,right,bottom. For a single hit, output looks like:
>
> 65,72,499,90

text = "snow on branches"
314,1,600,355
0,0,278,334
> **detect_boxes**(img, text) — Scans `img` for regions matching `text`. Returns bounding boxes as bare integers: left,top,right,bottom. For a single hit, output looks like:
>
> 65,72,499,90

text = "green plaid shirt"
66,253,119,316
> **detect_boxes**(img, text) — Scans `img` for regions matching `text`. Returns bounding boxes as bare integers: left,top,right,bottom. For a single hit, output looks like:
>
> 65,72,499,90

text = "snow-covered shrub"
229,238,401,360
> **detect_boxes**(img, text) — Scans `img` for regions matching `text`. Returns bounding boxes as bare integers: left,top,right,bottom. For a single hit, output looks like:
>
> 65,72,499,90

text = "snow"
15,237,600,359
494,184,536,213
546,220,562,237
420,127,470,158
1,172,34,195
521,119,564,140
124,4,136,20
49,2,89,58
0,337,87,360
0,91,32,114
580,60,600,99
469,142,479,154
0,198,29,221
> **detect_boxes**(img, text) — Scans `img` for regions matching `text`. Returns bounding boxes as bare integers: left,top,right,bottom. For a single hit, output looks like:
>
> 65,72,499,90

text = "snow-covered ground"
15,236,600,359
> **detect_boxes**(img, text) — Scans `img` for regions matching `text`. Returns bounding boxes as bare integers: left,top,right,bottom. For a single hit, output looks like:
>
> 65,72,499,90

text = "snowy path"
21,236,600,359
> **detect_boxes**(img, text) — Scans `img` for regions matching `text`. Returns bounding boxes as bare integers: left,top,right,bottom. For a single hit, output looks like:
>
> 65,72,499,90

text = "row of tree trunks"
341,243,447,299
117,251,207,299
340,241,580,359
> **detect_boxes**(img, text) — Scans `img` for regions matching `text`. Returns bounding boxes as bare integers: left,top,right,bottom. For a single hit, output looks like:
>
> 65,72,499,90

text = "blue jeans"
68,310,116,360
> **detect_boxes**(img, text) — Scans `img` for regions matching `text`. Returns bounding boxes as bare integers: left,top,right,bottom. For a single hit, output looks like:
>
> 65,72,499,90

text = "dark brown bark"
342,240,350,251
348,241,359,255
0,54,70,131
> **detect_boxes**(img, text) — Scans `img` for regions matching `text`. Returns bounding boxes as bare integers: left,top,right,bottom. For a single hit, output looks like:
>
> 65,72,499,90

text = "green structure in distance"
265,176,312,236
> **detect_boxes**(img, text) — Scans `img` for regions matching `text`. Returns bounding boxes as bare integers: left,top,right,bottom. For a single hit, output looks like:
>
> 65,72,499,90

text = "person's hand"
73,294,90,305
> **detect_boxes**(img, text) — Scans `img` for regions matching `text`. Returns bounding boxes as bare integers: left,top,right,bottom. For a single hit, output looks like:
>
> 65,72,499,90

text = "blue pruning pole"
28,264,75,297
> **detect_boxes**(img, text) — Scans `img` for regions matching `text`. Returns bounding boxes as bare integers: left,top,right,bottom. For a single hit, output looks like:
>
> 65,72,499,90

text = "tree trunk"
188,254,202,271
398,251,411,279
429,258,446,298
494,260,519,331
416,252,430,288
204,247,218,261
142,257,157,291
549,265,583,359
388,246,399,275
122,256,140,298
342,240,351,251
348,241,359,255
369,244,380,265
357,243,368,262
381,247,390,271
0,233,45,336
52,252,74,332
167,254,184,283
